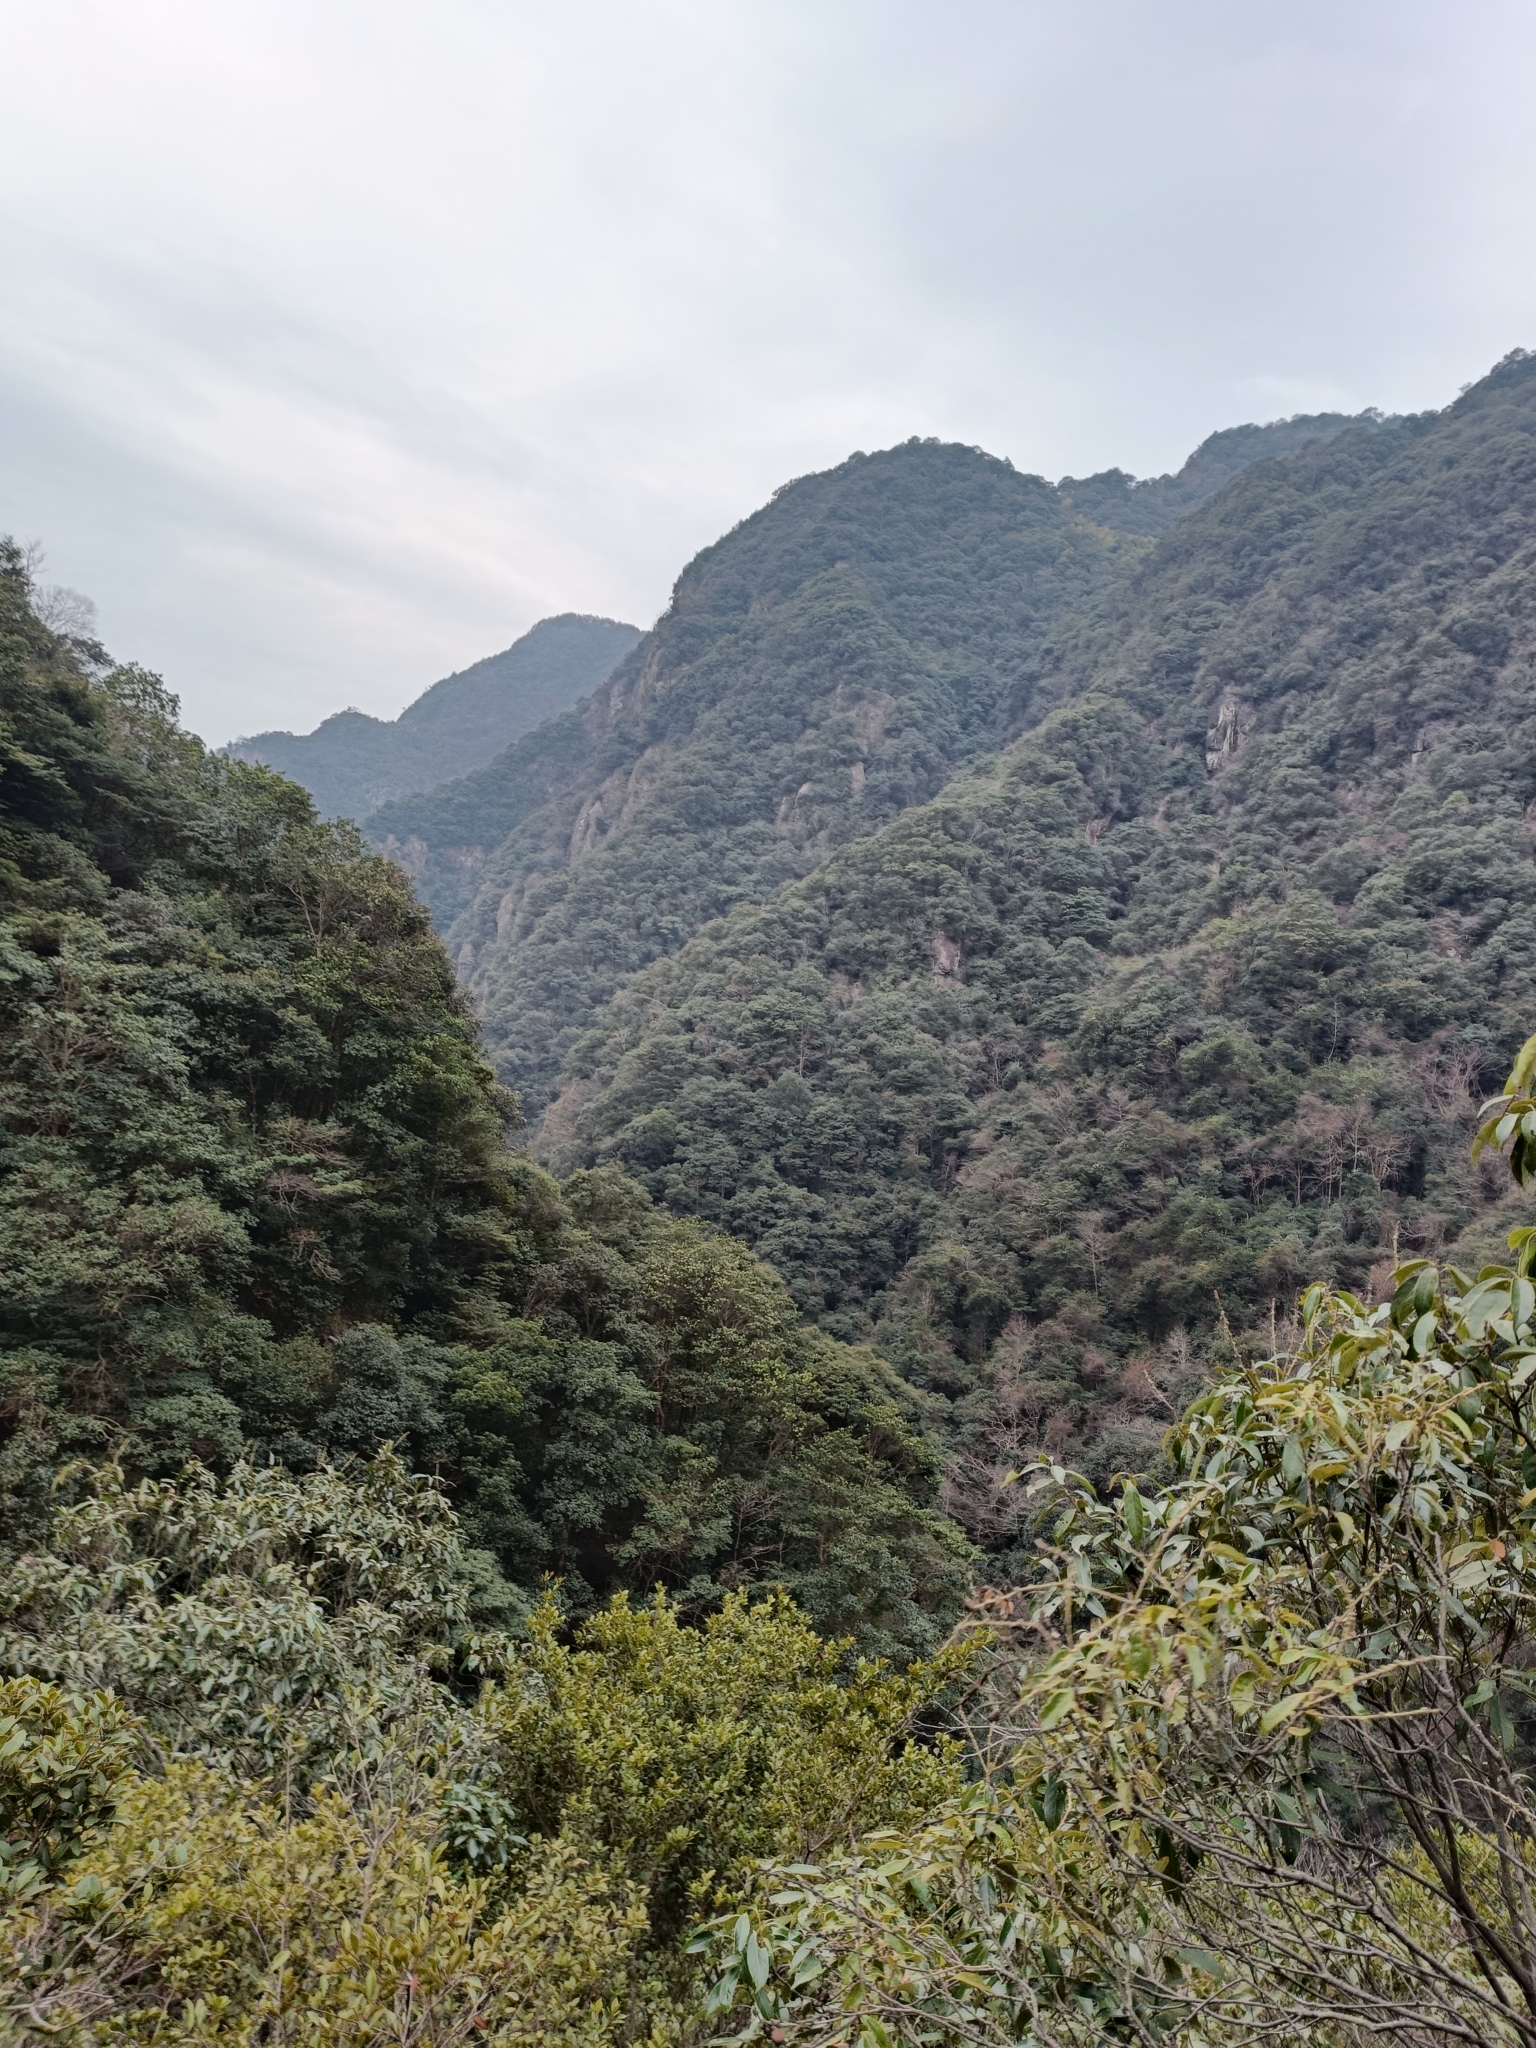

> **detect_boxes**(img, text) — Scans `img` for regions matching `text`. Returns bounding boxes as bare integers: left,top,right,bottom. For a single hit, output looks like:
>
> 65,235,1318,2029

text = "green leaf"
1460,1278,1513,1339
1259,1693,1308,1734
1176,1945,1226,1980
1031,1774,1068,1829
1490,1694,1517,1753
1507,1033,1536,1097
704,1972,742,2016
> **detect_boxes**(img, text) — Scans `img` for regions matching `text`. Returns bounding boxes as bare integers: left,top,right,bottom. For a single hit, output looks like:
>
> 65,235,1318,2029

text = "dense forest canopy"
0,543,962,1660
228,612,640,822
530,351,1536,1564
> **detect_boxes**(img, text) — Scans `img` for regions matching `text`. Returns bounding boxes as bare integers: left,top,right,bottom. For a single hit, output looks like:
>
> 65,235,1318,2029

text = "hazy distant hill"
228,612,641,819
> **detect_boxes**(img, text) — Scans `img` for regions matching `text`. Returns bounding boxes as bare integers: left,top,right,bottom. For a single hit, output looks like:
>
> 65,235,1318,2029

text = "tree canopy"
0,539,965,1661
534,351,1536,1565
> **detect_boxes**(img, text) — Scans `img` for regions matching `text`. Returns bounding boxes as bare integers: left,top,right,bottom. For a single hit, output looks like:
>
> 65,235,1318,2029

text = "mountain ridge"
228,610,640,821
370,411,1371,1106
525,349,1536,1554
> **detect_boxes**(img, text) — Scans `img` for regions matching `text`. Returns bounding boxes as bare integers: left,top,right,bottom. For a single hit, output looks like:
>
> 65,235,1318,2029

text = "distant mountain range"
226,612,641,820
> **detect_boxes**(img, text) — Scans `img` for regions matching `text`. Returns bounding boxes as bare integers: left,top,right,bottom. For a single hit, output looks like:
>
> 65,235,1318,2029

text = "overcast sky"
2,0,1532,743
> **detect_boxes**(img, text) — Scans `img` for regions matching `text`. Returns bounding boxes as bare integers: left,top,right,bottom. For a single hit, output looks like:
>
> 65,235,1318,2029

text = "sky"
2,0,1533,745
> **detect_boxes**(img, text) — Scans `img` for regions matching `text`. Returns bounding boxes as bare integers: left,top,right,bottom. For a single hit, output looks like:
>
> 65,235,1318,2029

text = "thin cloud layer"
1,0,1531,741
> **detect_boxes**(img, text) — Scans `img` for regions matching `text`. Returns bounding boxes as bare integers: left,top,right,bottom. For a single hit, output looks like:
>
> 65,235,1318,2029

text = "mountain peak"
226,612,640,820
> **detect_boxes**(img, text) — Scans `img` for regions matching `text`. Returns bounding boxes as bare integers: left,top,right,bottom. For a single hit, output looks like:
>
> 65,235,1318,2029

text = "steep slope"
539,350,1536,1542
373,417,1362,1112
0,546,959,1651
229,612,640,820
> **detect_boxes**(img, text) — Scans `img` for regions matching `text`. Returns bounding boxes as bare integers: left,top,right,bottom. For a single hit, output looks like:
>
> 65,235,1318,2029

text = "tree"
0,1454,969,2044
705,1032,1536,2046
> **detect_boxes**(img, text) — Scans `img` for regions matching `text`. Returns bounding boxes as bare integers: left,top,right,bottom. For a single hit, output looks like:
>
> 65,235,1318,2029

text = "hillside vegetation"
229,612,639,821
369,417,1359,1104
0,546,962,1659
539,352,1536,1557
8,363,1536,2045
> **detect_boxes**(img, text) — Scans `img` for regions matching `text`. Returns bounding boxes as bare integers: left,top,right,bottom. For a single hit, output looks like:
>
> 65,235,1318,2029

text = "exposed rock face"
1205,688,1254,771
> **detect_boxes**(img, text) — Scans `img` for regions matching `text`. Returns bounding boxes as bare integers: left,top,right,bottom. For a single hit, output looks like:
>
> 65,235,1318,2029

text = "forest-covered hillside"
368,417,1359,1110
537,352,1536,1554
0,545,962,1658
228,612,639,821
10,370,1536,2046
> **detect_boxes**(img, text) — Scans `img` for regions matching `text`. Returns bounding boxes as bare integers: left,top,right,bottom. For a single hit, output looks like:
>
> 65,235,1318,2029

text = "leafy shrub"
2,1763,655,2045
482,1590,970,1941
0,1680,135,1899
0,1449,481,1777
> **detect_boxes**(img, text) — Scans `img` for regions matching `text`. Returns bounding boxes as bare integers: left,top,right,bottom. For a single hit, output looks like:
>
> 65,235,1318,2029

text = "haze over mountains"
227,612,640,821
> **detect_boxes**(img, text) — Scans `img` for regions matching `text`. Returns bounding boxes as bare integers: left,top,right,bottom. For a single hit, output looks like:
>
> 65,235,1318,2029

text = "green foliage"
0,535,522,1484
481,1590,969,1942
705,1075,1536,2045
0,543,964,1656
0,1456,967,2044
1475,1027,1536,1184
535,350,1536,1543
437,1188,972,1654
2,1761,659,2045
0,1681,136,1899
0,1449,477,1779
230,612,640,822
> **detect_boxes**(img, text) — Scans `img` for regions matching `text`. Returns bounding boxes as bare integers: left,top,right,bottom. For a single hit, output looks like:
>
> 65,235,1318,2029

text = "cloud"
1,0,1531,741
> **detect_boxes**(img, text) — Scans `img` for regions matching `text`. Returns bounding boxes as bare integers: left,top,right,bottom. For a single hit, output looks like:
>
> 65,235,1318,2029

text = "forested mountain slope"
228,612,639,820
0,546,962,1656
369,417,1360,1112
540,350,1536,1548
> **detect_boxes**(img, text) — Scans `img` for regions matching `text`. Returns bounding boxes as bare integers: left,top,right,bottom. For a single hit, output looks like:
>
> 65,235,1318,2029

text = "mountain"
528,349,1536,1558
6,374,1536,2041
368,414,1365,1109
227,611,641,820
